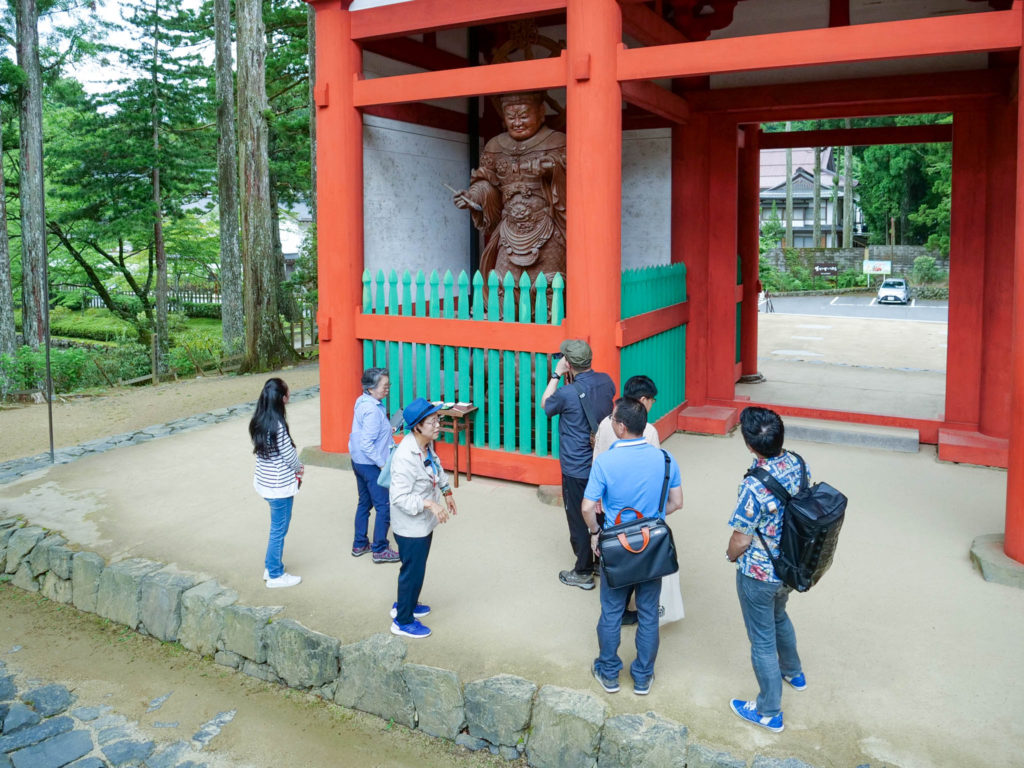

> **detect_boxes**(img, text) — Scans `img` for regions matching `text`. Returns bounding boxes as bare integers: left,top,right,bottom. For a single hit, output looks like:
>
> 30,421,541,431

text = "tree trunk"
812,145,822,248
16,0,47,351
268,170,298,322
830,146,839,247
784,121,793,249
843,119,854,248
307,4,317,226
215,0,244,355
0,110,16,359
237,0,294,373
151,21,168,373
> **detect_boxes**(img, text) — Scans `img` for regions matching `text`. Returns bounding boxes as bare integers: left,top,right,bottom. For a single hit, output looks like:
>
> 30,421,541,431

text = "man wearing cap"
542,338,616,590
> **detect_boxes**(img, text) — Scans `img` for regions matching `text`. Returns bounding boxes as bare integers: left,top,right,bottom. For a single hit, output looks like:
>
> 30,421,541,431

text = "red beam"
353,54,566,106
620,3,687,46
688,69,1007,119
615,302,689,348
759,124,953,149
353,313,565,353
620,79,690,124
362,37,469,72
351,0,567,41
618,10,1021,81
363,103,466,134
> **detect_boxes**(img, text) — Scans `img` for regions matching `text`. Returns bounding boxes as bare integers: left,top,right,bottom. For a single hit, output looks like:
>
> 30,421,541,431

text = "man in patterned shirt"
725,407,807,733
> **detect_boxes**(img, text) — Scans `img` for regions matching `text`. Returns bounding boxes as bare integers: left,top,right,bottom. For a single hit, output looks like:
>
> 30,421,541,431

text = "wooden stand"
437,405,478,488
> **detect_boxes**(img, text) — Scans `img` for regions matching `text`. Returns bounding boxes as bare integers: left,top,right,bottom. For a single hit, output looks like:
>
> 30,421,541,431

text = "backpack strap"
569,381,600,437
743,452,807,573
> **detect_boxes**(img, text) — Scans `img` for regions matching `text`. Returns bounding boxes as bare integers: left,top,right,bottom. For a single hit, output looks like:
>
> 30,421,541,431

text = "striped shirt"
253,421,302,498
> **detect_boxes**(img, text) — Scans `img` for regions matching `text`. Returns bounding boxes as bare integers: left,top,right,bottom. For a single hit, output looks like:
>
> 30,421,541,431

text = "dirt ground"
0,363,321,464
0,583,508,768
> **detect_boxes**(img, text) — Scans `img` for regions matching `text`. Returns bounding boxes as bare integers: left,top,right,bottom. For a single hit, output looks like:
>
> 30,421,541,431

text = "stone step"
783,416,920,453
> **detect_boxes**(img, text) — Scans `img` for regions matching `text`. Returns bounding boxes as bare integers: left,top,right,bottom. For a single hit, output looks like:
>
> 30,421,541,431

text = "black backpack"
745,452,846,593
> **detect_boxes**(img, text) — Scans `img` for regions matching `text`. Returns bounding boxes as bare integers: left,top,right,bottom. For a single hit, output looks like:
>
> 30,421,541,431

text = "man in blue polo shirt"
581,397,683,696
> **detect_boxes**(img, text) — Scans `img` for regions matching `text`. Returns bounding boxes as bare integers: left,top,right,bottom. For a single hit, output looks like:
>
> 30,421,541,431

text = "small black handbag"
597,451,679,589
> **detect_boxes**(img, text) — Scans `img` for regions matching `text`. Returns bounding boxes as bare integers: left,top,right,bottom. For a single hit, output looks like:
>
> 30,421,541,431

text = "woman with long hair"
249,377,304,589
388,397,458,639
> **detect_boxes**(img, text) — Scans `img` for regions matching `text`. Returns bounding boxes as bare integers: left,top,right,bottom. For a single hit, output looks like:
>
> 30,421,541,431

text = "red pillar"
707,115,740,401
677,114,710,406
945,109,987,429
738,125,761,378
565,0,622,383
311,1,363,452
979,99,1017,438
1005,31,1024,563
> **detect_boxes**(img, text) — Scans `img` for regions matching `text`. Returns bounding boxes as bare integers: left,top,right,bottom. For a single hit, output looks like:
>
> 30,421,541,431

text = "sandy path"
0,363,321,464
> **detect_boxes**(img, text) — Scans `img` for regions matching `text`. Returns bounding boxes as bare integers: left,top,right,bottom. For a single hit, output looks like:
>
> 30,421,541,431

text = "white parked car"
877,278,909,305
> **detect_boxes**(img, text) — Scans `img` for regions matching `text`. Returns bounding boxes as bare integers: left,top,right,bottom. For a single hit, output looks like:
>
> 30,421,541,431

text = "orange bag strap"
617,527,650,554
613,507,644,526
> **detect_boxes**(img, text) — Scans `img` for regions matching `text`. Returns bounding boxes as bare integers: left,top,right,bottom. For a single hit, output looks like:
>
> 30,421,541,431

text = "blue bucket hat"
402,397,442,431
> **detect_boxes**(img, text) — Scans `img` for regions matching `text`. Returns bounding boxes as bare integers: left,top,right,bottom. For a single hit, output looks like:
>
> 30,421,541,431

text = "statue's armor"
466,126,567,277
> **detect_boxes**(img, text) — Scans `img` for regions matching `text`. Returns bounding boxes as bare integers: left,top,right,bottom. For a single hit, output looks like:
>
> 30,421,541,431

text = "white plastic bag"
658,572,685,626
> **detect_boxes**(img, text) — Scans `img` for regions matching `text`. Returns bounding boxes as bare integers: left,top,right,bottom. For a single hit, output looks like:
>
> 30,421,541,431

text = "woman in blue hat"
387,397,458,638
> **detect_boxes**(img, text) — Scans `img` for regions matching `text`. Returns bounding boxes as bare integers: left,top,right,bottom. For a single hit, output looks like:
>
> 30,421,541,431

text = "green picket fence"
620,263,688,423
360,269,564,456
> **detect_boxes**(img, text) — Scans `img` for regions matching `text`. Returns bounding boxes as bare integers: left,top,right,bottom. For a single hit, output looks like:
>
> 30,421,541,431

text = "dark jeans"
562,474,594,575
394,532,433,625
352,462,391,552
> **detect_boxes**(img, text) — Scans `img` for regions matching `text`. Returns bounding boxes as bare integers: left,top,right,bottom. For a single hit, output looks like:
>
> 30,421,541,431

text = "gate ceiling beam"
759,123,953,149
350,0,567,41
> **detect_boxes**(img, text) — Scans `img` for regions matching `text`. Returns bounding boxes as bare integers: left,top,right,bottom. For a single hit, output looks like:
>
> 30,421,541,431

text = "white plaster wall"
362,114,471,282
621,128,671,269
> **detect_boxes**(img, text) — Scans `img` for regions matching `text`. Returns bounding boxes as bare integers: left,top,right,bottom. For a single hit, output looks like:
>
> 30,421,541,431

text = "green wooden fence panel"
502,272,516,452
428,271,441,401
362,271,373,369
401,271,414,409
457,272,470,446
472,271,485,446
550,273,565,458
533,272,549,458
374,271,387,365
442,271,456,407
414,271,427,400
518,273,532,454
487,272,501,450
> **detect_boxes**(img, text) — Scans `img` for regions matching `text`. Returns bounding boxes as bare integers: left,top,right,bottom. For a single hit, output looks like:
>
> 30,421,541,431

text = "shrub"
836,269,864,289
0,345,92,395
176,301,222,319
54,290,90,311
911,255,946,285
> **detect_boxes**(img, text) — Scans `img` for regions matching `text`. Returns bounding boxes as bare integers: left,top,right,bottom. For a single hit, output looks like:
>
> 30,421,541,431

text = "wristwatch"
590,528,600,536
551,374,561,380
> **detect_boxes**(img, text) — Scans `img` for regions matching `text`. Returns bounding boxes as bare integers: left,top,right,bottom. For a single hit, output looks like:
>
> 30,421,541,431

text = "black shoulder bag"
597,450,679,589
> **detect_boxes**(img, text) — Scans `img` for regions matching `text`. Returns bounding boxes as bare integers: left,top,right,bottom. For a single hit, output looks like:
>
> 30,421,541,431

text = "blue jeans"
352,462,391,552
595,572,662,684
736,570,802,716
394,533,432,625
264,496,294,579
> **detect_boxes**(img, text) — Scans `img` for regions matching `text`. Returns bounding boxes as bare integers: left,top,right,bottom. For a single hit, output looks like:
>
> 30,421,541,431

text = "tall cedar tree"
0,61,18,359
237,0,294,372
15,0,46,350
214,0,243,354
110,0,215,370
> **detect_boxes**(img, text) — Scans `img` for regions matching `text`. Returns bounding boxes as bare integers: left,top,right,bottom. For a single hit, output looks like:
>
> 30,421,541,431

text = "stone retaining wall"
0,514,845,768
762,245,948,276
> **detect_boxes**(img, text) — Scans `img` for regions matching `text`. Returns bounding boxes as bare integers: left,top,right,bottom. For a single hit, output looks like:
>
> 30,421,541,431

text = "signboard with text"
862,260,892,275
814,263,838,277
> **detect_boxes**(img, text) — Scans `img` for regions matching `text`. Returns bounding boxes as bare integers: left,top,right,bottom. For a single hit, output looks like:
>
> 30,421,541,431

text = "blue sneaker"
632,674,654,695
390,602,431,619
592,665,619,694
390,619,431,639
784,673,807,691
730,699,784,733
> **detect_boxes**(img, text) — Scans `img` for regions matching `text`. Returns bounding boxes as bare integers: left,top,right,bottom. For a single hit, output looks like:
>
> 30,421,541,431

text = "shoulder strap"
570,381,599,434
658,449,671,514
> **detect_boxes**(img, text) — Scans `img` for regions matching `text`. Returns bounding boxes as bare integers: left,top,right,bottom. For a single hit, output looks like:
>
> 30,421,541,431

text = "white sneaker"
266,572,301,589
262,569,270,581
